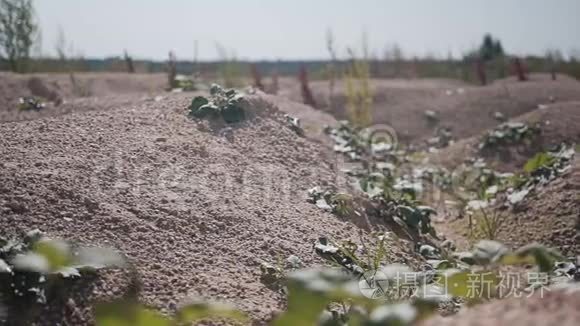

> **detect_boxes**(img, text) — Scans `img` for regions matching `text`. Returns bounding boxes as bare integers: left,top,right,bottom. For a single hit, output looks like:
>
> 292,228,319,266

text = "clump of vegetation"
172,74,197,92
0,230,125,324
454,158,513,198
260,261,286,290
310,234,578,326
188,84,246,123
507,143,575,204
375,193,437,235
18,96,45,111
307,187,354,217
324,120,398,162
478,122,541,151
276,266,438,326
426,127,453,149
284,114,304,136
259,255,303,291
432,157,515,218
324,121,440,235
345,43,373,127
469,207,507,240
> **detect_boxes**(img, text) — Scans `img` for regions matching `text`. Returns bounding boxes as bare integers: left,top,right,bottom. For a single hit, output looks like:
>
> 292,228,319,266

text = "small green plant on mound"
188,84,246,123
506,143,575,205
18,96,45,111
443,158,514,212
259,255,304,292
324,121,399,162
284,114,305,136
171,74,198,92
0,229,126,324
374,192,437,236
469,207,507,241
426,126,453,149
323,121,439,235
478,122,541,151
307,187,354,217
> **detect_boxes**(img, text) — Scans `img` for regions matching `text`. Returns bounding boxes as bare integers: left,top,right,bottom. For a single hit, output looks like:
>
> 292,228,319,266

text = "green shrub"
508,143,575,204
307,187,354,217
284,114,304,136
188,84,246,123
0,230,125,324
18,96,45,111
479,122,541,151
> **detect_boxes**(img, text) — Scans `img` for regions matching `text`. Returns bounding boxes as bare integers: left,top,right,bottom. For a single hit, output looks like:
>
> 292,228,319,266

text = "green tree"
479,33,504,61
0,0,37,72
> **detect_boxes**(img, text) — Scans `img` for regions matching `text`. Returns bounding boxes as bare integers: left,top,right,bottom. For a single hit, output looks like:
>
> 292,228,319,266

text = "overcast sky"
35,0,580,61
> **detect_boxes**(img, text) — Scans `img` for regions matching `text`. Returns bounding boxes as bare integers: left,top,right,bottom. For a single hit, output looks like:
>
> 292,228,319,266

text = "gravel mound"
0,72,167,123
0,92,417,324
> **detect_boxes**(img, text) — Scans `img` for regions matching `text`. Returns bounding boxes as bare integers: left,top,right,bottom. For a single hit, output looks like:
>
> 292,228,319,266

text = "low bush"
188,84,246,123
18,96,45,111
507,143,575,204
479,122,541,151
0,230,125,324
284,114,304,136
307,187,354,217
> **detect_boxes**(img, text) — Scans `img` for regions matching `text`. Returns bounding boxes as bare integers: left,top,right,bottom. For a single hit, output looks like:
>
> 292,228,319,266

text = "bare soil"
1,72,579,325
0,72,167,123
282,74,580,144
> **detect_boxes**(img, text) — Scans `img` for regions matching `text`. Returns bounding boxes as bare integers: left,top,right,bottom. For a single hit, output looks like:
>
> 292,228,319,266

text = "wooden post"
513,57,527,81
476,58,487,85
168,51,177,88
124,50,135,73
270,69,279,95
299,65,317,108
250,64,264,91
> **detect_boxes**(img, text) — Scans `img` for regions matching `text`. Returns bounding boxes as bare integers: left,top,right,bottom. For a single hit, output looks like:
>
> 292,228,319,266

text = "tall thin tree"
0,0,38,72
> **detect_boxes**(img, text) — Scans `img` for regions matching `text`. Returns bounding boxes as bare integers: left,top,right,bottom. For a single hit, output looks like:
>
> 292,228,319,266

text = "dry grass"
345,43,373,127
